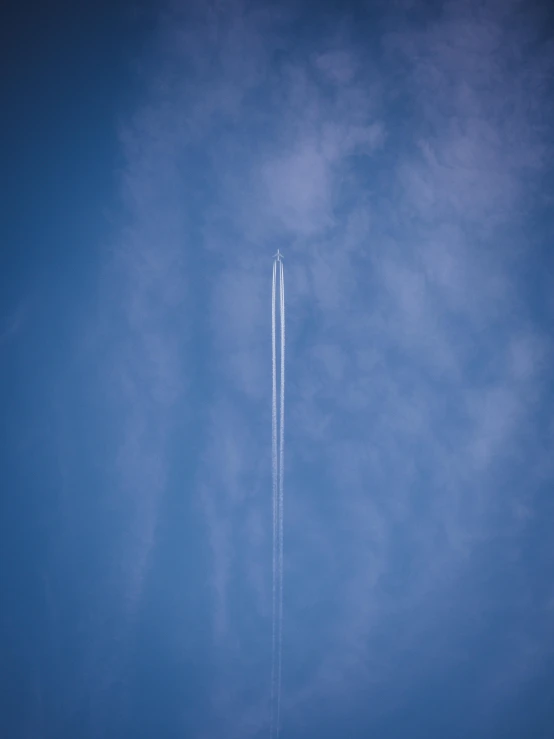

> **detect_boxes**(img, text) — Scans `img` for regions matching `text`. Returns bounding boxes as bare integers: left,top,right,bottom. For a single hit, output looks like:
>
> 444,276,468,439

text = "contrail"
270,261,278,739
276,259,285,735
270,255,285,738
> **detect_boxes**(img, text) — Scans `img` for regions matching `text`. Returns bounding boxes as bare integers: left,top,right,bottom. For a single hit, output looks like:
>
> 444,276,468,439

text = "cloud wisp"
102,1,554,736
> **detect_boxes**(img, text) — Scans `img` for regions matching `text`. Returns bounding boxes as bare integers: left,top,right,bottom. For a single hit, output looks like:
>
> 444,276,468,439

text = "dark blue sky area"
2,1,554,738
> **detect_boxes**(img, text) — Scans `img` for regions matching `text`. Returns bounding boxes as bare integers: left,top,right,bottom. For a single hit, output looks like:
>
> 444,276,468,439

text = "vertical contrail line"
276,259,285,735
270,256,285,738
270,261,278,739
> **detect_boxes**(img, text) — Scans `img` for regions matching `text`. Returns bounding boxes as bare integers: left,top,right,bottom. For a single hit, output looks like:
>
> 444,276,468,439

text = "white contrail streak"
270,256,285,739
270,261,278,739
276,260,285,735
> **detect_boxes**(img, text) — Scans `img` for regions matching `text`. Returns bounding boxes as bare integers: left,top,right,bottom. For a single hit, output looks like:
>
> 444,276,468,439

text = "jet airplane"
273,249,284,262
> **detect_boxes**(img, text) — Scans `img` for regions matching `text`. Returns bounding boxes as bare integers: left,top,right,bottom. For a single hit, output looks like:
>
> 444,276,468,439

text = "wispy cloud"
78,75,191,731
101,0,554,735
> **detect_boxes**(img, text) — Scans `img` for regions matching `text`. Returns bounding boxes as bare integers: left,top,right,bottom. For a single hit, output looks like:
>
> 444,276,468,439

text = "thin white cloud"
113,0,554,736
79,72,191,730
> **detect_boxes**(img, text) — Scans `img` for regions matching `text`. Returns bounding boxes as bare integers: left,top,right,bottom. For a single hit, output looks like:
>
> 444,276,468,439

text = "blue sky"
2,1,554,737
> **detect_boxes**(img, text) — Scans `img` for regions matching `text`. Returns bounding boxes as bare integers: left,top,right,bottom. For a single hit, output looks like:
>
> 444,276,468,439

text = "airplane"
273,249,284,261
